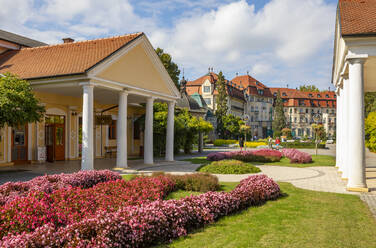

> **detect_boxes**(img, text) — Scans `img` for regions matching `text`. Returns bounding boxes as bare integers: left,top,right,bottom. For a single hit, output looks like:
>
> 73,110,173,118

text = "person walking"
275,137,281,150
268,136,272,149
239,137,244,151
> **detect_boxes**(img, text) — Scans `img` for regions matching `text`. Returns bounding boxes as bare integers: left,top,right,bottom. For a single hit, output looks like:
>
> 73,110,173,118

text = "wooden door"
54,124,65,160
11,125,28,164
46,124,54,162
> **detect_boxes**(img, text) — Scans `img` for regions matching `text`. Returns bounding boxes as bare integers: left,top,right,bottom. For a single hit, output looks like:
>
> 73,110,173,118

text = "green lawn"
158,182,376,248
182,155,335,168
259,155,336,168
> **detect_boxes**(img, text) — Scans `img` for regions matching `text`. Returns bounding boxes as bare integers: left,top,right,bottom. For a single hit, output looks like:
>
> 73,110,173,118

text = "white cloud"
150,0,336,88
0,0,336,89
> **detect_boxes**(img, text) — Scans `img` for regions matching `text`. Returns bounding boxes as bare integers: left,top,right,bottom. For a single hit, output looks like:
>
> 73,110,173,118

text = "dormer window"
325,94,329,98
317,94,321,98
273,92,277,97
282,92,287,96
308,93,313,97
203,86,211,93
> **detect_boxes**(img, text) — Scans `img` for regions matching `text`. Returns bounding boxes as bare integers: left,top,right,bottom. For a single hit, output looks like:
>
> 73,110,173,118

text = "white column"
81,84,94,170
347,57,368,191
335,91,341,168
165,101,175,161
116,91,128,168
341,78,349,179
144,97,154,164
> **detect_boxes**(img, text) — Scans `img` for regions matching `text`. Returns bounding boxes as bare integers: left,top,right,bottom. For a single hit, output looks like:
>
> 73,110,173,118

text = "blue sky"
0,0,339,90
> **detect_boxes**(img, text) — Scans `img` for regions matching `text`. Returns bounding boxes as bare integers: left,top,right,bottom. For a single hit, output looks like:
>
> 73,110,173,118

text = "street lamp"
242,115,250,150
312,113,322,156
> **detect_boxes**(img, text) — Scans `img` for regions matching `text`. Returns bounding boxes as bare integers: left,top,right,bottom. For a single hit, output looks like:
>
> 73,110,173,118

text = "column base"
341,177,348,181
346,187,369,192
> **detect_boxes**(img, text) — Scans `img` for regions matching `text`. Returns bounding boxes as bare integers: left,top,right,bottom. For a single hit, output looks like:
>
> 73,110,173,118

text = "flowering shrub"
0,175,175,238
207,149,282,163
0,170,121,206
0,175,280,247
281,149,312,164
199,160,261,174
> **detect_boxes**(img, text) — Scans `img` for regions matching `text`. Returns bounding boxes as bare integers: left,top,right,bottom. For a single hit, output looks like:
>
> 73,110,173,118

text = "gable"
96,43,173,96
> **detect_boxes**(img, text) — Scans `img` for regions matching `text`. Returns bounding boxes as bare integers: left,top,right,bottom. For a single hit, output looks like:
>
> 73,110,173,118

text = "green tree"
299,85,320,92
0,73,45,127
222,114,244,139
215,71,228,138
155,48,181,89
365,111,376,152
136,102,213,155
272,90,287,137
365,92,376,118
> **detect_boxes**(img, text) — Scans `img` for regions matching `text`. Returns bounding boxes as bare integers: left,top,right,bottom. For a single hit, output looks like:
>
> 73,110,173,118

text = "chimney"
247,70,249,75
287,84,289,88
62,38,74,43
236,72,238,76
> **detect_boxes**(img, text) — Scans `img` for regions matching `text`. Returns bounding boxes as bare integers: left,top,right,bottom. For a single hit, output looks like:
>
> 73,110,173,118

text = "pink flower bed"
0,170,121,206
281,149,312,164
0,175,174,238
207,149,282,163
0,175,280,247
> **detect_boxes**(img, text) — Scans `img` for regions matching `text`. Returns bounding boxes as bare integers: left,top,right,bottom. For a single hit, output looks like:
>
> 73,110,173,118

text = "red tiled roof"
186,72,246,101
231,74,272,97
339,0,376,36
0,32,143,79
270,88,336,108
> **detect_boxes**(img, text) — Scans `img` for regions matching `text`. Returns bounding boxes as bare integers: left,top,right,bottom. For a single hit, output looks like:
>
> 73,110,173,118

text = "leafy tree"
272,90,287,138
365,92,376,118
299,85,320,92
365,112,376,152
136,102,213,155
222,114,244,139
281,128,292,139
0,73,45,127
215,71,228,138
155,48,181,89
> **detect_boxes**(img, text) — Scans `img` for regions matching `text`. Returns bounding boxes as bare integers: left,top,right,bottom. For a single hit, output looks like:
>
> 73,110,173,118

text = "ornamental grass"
0,174,280,247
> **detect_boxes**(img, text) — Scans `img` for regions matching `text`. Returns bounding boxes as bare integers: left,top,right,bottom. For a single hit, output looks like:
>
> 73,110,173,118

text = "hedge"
213,139,238,146
199,160,261,174
282,142,325,149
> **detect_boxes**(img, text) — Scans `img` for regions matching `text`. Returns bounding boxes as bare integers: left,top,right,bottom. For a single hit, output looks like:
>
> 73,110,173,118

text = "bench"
104,146,117,158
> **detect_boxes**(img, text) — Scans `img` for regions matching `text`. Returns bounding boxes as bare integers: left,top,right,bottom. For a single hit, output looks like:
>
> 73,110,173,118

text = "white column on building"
165,101,175,161
347,56,368,191
116,91,128,168
144,97,154,164
341,77,350,179
81,84,94,170
335,90,341,169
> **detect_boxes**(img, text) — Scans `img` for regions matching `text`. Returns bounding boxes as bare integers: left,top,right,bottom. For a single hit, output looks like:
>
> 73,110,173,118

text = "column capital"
146,96,156,102
79,82,95,88
346,54,368,64
119,90,129,96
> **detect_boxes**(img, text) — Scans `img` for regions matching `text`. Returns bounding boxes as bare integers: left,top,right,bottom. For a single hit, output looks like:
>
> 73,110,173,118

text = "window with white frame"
203,86,211,93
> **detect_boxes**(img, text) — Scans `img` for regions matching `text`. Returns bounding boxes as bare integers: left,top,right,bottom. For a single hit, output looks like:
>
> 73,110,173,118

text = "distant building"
270,88,336,139
231,74,274,138
186,70,274,138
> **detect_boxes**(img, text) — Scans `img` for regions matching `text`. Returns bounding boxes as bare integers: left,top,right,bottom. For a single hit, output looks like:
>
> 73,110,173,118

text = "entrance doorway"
45,115,65,162
11,125,28,164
